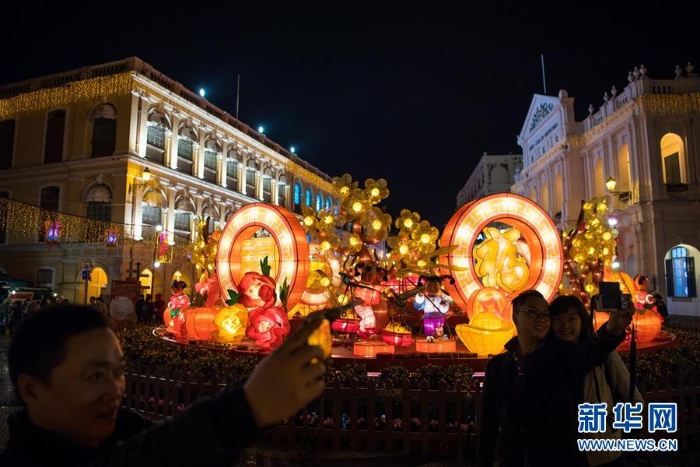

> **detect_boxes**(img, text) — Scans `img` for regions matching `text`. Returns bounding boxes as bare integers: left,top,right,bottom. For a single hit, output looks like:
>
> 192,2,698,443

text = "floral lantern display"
414,276,451,337
212,302,249,343
455,312,515,357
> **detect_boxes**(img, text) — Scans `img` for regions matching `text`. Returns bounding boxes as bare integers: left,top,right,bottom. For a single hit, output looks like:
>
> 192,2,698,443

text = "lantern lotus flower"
332,173,358,199
363,178,389,204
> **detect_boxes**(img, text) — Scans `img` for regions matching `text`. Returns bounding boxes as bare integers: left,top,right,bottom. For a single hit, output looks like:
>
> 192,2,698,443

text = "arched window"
246,160,258,197
324,197,332,210
146,113,166,164
315,193,323,211
305,188,312,207
277,175,288,208
294,183,301,211
660,133,686,187
85,184,112,242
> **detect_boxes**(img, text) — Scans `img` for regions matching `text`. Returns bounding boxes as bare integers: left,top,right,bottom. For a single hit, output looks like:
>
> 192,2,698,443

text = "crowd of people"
0,284,652,466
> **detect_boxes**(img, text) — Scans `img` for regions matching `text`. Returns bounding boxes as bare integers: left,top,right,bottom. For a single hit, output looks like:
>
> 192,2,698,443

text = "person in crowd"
653,293,669,326
477,289,633,467
142,294,155,325
549,294,644,467
134,294,146,324
1,303,329,466
89,296,97,306
152,293,166,325
93,296,109,318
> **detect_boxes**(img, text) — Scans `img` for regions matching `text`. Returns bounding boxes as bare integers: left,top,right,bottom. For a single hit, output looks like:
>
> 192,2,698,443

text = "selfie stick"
628,316,637,402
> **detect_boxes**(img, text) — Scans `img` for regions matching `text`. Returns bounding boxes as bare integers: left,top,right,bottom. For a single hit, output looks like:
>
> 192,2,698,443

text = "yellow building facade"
0,57,335,304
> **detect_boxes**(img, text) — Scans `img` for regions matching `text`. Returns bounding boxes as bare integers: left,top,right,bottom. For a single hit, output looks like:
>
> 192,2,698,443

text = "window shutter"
688,257,696,298
665,259,674,297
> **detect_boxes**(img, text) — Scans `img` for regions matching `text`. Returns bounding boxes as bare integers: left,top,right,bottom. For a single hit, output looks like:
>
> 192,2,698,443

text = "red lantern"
381,330,414,347
331,317,360,333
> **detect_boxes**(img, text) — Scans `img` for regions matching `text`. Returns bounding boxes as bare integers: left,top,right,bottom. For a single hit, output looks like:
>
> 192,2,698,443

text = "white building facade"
513,63,700,317
455,152,523,210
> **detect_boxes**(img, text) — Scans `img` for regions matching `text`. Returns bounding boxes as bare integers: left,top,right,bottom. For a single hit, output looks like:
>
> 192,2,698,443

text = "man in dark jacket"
477,290,633,467
1,303,329,466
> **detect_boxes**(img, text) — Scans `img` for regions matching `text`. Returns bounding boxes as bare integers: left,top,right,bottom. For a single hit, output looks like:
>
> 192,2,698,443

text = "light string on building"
0,197,190,254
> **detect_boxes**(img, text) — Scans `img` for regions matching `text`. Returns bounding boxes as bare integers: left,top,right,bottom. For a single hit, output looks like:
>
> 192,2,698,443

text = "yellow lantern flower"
363,178,390,205
332,173,358,200
341,188,371,222
410,220,439,255
394,209,421,233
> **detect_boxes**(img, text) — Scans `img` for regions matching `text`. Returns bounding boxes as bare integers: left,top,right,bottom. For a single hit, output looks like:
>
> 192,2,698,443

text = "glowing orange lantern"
184,306,222,340
632,309,662,343
415,338,457,353
353,341,395,357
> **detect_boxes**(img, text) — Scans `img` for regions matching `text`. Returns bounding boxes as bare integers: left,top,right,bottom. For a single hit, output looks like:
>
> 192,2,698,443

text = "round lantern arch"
216,203,310,311
439,193,563,319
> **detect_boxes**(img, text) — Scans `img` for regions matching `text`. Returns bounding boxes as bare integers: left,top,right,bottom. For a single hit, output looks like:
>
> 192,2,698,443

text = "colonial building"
513,63,700,316
0,57,335,303
455,152,523,210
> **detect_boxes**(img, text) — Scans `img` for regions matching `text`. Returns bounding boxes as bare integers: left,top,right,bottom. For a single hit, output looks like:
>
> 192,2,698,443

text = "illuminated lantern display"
216,203,310,312
353,341,395,357
415,337,457,353
414,277,451,336
105,228,119,247
45,220,62,246
381,322,413,347
354,285,382,305
212,304,249,343
631,309,663,343
331,317,361,334
468,287,510,322
439,193,563,321
246,306,290,351
184,306,221,340
455,312,515,357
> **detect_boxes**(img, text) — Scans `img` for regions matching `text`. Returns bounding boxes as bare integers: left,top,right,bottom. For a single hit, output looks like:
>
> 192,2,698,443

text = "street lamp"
605,177,631,201
82,262,93,305
129,167,152,238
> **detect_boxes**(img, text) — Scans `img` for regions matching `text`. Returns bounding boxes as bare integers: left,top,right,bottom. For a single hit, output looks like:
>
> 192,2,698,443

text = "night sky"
3,3,697,229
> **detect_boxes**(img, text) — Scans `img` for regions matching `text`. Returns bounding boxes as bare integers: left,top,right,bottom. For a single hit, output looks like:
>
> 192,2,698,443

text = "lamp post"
605,177,631,201
82,262,93,305
129,167,152,237
152,224,163,296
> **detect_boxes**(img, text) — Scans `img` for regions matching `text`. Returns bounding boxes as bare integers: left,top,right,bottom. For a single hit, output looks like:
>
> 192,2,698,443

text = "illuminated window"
305,189,312,207
294,183,301,211
666,246,696,298
315,193,323,211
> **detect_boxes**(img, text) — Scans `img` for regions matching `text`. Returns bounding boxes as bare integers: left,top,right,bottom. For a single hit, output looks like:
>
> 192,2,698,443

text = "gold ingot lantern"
456,311,515,357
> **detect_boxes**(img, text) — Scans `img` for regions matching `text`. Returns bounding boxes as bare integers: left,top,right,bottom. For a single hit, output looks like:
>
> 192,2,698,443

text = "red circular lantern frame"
216,203,310,311
439,193,563,320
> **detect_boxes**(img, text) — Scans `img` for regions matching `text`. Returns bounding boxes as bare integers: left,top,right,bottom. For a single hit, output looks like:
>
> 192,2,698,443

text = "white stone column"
136,97,149,158
166,187,176,242
219,141,228,187
196,134,205,179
